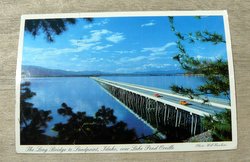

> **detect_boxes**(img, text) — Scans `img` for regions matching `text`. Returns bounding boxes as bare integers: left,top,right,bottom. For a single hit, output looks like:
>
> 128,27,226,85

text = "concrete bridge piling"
101,82,202,137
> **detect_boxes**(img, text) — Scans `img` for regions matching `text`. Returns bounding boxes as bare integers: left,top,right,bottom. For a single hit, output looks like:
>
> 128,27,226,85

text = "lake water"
102,75,205,91
22,75,223,138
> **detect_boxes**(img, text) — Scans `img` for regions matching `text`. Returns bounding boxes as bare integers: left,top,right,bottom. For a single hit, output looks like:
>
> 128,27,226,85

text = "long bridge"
92,77,230,139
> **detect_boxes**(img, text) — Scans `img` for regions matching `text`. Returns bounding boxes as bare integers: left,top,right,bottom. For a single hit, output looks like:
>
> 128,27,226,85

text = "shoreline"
21,73,205,78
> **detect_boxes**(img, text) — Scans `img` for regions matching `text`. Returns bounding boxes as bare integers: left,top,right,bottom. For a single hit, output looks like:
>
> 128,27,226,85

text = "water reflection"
102,75,205,91
25,77,154,137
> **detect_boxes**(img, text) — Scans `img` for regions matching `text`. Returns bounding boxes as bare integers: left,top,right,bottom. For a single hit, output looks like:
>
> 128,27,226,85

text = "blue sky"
22,16,227,73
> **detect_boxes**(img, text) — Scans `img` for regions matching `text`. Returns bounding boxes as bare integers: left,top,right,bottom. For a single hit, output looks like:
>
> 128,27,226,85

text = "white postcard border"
16,10,237,153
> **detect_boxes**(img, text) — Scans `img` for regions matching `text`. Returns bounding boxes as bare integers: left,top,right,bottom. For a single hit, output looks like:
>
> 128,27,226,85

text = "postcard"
16,11,237,153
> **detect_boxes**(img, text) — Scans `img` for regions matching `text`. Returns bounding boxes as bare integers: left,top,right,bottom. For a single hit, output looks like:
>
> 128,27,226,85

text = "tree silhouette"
168,16,229,102
20,82,53,144
53,103,138,144
20,83,162,144
169,17,230,100
95,106,117,125
25,18,93,42
168,16,232,141
202,110,232,141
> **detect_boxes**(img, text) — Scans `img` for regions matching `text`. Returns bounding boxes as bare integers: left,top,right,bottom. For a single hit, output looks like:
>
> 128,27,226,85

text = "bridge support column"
167,105,170,124
190,114,198,136
146,98,152,123
96,79,205,138
191,113,194,135
145,98,149,122
139,95,143,116
194,115,197,135
163,104,167,125
141,96,146,118
175,108,179,127
155,101,159,128
178,111,182,127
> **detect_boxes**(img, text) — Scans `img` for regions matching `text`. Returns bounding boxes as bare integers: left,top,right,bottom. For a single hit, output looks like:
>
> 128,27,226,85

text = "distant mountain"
133,69,185,75
21,65,185,77
21,65,106,77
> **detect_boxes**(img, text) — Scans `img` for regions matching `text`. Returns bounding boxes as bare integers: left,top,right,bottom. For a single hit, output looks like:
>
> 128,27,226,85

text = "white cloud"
143,63,171,69
116,42,176,62
71,29,111,46
71,57,77,61
83,24,93,29
23,47,44,54
80,57,104,63
23,42,98,58
141,21,156,27
83,19,109,29
142,42,176,54
106,33,125,43
70,29,125,52
70,55,79,61
116,56,147,64
116,52,172,65
115,63,172,73
129,56,147,62
196,55,204,59
58,43,97,54
23,28,126,65
93,44,113,50
115,57,129,64
115,67,145,73
115,68,129,73
115,50,136,54
195,55,219,60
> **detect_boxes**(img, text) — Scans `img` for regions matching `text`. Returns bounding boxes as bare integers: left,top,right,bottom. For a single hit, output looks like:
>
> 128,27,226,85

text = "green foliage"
168,16,175,31
168,16,230,102
195,31,225,44
25,18,93,42
168,16,232,141
95,106,117,125
202,110,232,141
168,17,225,45
194,16,201,19
20,82,53,144
20,83,139,144
136,132,164,143
53,103,138,144
170,85,196,99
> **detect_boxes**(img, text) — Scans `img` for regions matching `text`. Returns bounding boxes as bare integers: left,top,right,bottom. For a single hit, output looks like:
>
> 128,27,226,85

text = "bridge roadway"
92,77,230,117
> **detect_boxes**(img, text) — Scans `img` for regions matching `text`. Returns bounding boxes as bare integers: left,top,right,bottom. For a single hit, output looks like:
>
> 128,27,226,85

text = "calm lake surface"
23,75,215,137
